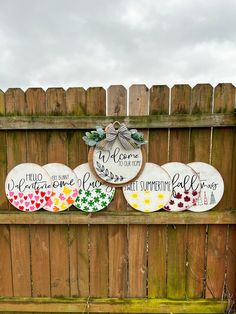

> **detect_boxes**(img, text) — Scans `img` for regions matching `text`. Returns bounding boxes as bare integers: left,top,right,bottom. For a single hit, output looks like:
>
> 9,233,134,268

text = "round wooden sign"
73,163,115,212
43,163,79,212
162,162,201,212
5,163,52,212
88,138,146,187
123,162,172,212
187,162,224,212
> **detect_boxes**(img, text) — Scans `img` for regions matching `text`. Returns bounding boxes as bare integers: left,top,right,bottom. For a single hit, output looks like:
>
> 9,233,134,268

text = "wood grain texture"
107,86,128,298
66,87,89,297
148,85,169,298
206,83,235,298
46,88,70,297
187,84,213,298
128,85,148,297
25,88,50,298
87,87,109,297
167,85,191,299
6,89,31,297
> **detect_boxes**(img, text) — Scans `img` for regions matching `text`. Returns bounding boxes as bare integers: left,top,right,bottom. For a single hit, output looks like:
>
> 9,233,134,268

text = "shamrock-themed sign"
123,163,172,212
86,122,147,186
5,163,52,212
187,162,224,212
162,162,201,212
43,163,79,212
73,163,115,212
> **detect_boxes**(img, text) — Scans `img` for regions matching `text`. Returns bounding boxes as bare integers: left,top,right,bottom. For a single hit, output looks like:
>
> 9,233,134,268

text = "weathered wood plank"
0,209,235,225
26,88,50,298
0,297,228,313
87,87,109,298
6,88,31,297
167,84,191,299
107,85,128,298
128,85,148,297
206,83,235,298
148,85,169,298
66,87,89,297
187,84,213,298
0,113,235,129
46,88,70,297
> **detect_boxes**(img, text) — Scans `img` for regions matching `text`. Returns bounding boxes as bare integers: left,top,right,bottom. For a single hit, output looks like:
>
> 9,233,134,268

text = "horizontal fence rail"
0,113,235,129
0,297,229,313
0,209,235,224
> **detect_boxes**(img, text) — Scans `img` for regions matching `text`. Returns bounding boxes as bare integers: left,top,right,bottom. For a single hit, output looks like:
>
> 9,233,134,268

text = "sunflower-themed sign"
85,122,147,187
43,163,79,212
73,163,115,212
123,163,172,212
5,163,52,212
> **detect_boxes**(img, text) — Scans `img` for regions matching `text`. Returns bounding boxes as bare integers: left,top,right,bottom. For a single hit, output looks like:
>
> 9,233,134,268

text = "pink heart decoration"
28,194,33,199
20,199,24,204
9,191,14,197
18,192,24,198
35,195,39,201
30,206,35,211
25,202,30,207
47,190,51,195
14,201,19,206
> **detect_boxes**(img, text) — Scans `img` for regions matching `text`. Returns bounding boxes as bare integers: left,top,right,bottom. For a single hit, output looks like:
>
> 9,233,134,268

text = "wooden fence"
0,84,235,313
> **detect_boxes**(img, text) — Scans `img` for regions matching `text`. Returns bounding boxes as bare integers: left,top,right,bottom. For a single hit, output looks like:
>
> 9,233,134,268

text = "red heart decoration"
36,203,40,209
45,196,50,202
19,206,24,211
9,198,13,203
24,196,27,200
31,200,35,204
41,192,46,197
40,199,44,203
35,190,39,195
14,195,17,200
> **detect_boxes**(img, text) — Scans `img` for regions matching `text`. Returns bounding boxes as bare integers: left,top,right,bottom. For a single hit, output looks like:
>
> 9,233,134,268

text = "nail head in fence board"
46,88,70,297
6,88,31,297
206,83,235,298
0,225,13,295
148,85,169,298
66,87,89,297
128,84,148,297
26,88,50,298
87,87,109,298
107,85,128,298
187,84,213,298
167,85,190,299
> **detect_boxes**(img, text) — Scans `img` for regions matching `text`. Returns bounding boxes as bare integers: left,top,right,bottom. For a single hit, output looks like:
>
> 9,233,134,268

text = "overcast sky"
0,0,236,90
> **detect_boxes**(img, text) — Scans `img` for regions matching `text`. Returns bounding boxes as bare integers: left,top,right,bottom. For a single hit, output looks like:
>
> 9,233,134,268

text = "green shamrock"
84,206,90,212
92,207,98,212
101,201,107,207
88,200,94,206
81,197,87,203
94,196,100,203
95,188,101,194
100,193,106,199
85,191,91,197
79,189,83,195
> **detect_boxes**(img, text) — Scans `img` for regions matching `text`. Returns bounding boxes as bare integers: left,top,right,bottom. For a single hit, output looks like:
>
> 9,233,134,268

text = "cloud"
0,0,236,90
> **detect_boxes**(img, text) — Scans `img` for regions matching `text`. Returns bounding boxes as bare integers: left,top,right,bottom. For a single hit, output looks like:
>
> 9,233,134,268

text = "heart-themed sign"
187,162,224,212
89,138,146,187
162,162,201,212
43,163,79,212
5,163,52,212
123,162,172,212
73,163,115,212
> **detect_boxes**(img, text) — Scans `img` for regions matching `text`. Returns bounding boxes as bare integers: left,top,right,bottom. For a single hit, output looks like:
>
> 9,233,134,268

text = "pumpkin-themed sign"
5,163,52,212
123,162,172,212
187,162,224,212
85,122,147,186
43,163,79,212
73,163,115,212
162,162,201,212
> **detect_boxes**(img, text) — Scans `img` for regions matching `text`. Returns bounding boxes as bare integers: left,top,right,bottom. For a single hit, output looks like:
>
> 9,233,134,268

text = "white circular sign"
187,162,224,212
162,162,201,212
73,163,115,212
123,163,172,212
43,163,79,212
5,163,52,212
90,138,144,186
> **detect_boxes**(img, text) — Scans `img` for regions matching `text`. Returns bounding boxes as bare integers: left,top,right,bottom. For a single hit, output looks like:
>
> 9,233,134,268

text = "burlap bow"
96,122,138,151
